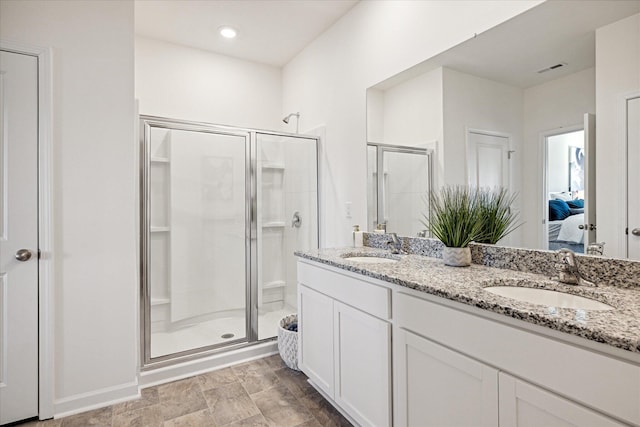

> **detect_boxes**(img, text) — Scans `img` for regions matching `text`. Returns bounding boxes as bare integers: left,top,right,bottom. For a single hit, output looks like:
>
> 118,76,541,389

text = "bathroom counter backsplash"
295,244,640,354
364,233,640,289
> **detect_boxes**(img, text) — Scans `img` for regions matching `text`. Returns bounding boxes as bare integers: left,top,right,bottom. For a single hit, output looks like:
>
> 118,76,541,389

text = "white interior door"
467,131,513,245
0,50,39,424
467,131,510,189
627,97,640,260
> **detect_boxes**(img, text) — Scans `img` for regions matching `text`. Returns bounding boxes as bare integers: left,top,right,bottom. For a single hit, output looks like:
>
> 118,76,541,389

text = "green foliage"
422,186,521,247
475,187,522,244
422,186,484,248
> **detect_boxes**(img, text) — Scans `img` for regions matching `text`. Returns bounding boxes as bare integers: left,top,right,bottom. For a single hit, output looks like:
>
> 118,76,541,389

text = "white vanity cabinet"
298,284,335,397
498,373,626,427
297,257,640,427
297,260,392,427
394,290,638,427
394,328,499,427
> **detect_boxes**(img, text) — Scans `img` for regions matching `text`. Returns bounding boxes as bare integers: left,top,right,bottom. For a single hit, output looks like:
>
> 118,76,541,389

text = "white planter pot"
442,247,471,267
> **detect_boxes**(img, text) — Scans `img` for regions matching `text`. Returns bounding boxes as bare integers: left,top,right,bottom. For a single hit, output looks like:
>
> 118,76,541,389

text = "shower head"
282,112,300,124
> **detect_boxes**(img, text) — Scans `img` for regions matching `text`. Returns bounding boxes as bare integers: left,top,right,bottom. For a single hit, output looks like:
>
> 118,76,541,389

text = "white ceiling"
135,0,359,67
374,0,640,90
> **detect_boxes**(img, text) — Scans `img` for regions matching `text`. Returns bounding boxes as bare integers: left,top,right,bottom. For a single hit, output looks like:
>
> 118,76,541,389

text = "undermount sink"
484,285,614,311
342,254,399,264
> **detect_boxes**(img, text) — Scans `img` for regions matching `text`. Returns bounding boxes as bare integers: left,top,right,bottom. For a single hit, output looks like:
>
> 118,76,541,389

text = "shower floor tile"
151,305,296,358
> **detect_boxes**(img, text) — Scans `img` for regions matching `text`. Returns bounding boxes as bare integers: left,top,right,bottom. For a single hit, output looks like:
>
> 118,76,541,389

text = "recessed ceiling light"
219,26,237,39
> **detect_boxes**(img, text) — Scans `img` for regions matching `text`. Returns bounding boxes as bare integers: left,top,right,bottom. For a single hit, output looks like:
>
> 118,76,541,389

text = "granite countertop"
295,247,640,354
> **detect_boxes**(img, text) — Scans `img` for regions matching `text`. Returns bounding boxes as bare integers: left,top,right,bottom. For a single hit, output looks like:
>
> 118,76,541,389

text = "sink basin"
342,255,399,264
484,286,614,311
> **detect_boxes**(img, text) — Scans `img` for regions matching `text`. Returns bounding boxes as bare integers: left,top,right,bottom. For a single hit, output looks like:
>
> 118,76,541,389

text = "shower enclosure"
367,143,433,236
140,116,318,367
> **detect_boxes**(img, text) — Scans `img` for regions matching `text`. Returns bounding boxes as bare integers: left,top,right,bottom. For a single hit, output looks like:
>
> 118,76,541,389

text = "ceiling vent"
537,63,567,74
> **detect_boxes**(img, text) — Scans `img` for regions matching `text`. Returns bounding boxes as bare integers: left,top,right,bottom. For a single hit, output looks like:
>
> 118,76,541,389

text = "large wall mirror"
366,0,640,259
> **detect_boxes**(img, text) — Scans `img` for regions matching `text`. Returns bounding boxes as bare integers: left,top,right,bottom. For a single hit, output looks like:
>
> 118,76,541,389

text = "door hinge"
38,249,41,259
507,150,516,159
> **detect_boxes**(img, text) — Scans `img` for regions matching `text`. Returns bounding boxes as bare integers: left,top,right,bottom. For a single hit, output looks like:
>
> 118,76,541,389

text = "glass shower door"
383,150,431,236
144,121,250,362
255,133,318,340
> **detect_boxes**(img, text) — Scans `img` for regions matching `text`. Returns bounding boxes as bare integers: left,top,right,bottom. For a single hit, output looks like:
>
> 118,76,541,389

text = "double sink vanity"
295,235,640,427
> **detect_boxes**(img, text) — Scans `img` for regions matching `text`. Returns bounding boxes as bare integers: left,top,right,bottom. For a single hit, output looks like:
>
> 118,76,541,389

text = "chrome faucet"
387,233,404,254
555,249,596,287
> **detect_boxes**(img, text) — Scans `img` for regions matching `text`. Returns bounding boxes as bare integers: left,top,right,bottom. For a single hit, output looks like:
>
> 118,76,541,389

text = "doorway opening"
543,128,586,253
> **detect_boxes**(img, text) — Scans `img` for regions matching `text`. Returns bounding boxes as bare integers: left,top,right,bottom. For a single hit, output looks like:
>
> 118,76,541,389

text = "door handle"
578,224,596,231
291,211,302,228
632,228,640,236
15,249,33,262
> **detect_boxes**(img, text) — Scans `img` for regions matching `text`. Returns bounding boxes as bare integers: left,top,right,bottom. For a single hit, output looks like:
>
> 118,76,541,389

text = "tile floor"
20,355,352,427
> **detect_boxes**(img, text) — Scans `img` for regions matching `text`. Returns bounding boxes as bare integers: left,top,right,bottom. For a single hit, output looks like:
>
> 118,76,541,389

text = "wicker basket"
278,314,299,371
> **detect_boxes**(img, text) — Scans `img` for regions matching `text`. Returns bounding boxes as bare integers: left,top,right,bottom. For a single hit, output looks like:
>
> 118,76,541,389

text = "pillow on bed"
550,192,573,202
549,199,570,221
567,198,584,209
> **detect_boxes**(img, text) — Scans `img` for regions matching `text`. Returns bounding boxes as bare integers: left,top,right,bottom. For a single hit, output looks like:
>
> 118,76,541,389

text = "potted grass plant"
475,187,521,244
423,186,521,266
423,186,483,267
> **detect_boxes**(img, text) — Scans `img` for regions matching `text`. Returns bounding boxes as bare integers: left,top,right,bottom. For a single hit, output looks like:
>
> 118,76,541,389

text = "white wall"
0,0,138,415
378,68,443,147
522,67,595,248
547,131,585,194
135,36,282,129
442,67,524,186
596,13,640,258
282,0,542,246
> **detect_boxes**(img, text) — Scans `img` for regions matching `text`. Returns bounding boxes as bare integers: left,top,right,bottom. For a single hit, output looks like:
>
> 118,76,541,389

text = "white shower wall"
283,141,318,308
257,136,318,316
170,130,247,322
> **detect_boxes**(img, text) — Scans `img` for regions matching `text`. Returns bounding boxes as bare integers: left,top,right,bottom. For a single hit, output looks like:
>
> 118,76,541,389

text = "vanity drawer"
298,260,391,320
394,291,640,425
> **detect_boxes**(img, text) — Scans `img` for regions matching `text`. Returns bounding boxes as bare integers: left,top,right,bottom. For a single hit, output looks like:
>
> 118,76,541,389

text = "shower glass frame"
140,115,320,369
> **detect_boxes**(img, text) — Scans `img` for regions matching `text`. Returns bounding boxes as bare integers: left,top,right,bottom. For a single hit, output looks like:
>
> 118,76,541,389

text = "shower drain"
221,333,235,339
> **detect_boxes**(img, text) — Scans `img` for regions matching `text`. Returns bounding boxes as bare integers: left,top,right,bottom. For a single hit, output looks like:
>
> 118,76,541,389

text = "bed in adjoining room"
548,197,585,253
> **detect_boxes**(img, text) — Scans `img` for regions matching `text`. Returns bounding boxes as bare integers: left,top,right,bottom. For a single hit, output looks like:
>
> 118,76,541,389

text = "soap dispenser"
353,225,364,247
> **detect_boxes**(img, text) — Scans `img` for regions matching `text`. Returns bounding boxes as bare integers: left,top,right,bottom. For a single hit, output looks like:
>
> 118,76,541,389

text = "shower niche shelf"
262,163,285,170
263,280,286,290
150,226,170,233
262,221,285,228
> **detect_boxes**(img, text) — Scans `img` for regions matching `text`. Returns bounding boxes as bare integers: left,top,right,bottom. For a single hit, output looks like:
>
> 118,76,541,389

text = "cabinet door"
334,302,391,427
498,373,625,427
394,329,499,427
298,284,335,398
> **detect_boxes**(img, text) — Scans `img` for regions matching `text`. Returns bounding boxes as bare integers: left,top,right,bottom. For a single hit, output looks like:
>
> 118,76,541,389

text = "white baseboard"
52,342,278,419
54,380,139,418
139,341,278,388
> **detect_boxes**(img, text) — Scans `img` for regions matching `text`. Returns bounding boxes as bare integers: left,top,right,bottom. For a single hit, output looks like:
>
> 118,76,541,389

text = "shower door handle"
291,211,302,228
